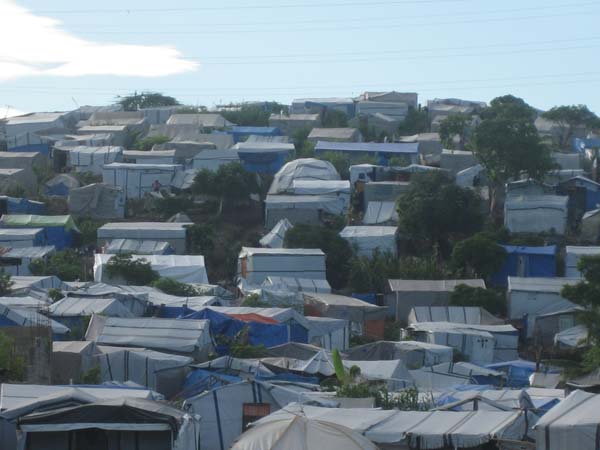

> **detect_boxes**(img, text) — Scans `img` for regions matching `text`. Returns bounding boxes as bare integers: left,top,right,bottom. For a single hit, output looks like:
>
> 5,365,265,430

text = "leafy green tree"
451,233,507,280
0,332,25,382
542,105,600,150
318,151,378,180
75,219,105,248
118,91,179,111
220,102,287,127
397,172,484,247
439,113,470,149
0,271,13,296
322,110,348,128
473,95,554,219
186,223,215,255
398,106,429,135
105,253,159,285
450,284,506,316
30,250,83,281
134,135,170,151
192,163,258,215
151,277,199,296
284,224,353,289
242,293,271,307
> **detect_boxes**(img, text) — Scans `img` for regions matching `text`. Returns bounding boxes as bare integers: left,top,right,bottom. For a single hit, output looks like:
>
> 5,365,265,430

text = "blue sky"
3,0,600,115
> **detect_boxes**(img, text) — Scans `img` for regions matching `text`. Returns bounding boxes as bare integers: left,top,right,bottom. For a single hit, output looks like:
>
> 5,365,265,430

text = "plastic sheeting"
49,296,134,318
339,226,397,257
363,201,398,225
555,324,588,348
411,362,505,389
44,174,80,197
263,276,331,293
504,194,569,234
105,239,173,255
0,305,70,336
408,306,503,326
565,246,600,278
68,183,125,220
491,244,557,286
0,214,79,250
268,158,340,195
102,163,182,199
59,145,122,175
305,316,349,350
259,218,293,248
0,228,44,248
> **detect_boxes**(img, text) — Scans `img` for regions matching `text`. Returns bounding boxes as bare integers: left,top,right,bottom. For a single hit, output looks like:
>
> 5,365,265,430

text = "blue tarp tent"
181,369,241,399
1,197,45,215
181,309,289,353
8,143,51,155
485,360,560,388
314,141,420,166
0,214,80,250
491,245,557,286
229,126,280,143
238,150,289,174
156,305,196,319
559,176,600,212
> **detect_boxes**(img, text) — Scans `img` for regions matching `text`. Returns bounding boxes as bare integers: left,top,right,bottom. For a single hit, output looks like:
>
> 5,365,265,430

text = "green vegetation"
81,366,101,384
322,110,348,128
397,106,429,135
220,102,287,127
118,91,179,111
284,224,353,289
318,151,377,180
0,271,13,296
451,233,507,280
151,277,199,296
439,113,470,149
450,284,506,317
75,218,105,248
30,250,84,282
105,253,159,285
293,128,315,158
0,332,25,382
151,196,195,219
186,223,216,255
134,135,170,151
241,293,271,308
542,105,600,150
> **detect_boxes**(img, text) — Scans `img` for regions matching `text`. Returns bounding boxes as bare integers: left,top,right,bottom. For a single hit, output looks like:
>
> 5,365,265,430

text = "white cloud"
0,0,198,81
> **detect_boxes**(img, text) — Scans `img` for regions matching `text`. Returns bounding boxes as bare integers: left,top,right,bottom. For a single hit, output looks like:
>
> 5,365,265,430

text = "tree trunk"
489,181,505,226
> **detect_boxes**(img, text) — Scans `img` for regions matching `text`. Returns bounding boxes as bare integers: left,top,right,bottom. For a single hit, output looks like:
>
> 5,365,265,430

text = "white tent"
263,276,331,293
289,179,350,196
94,254,208,284
49,296,135,318
410,362,504,390
344,340,453,369
305,316,350,350
191,150,240,171
105,239,173,255
339,226,397,257
554,324,588,348
268,158,340,195
0,305,70,337
86,315,212,357
265,194,348,228
102,162,182,199
68,183,125,220
535,390,600,450
232,415,379,450
565,246,600,278
0,246,55,276
408,306,503,325
346,359,413,390
122,149,176,165
363,201,398,225
504,194,569,234
97,222,191,254
0,228,44,248
59,145,122,175
259,218,293,248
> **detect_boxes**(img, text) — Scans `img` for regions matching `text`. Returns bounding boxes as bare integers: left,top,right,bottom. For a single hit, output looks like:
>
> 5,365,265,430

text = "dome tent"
268,158,340,195
231,414,379,450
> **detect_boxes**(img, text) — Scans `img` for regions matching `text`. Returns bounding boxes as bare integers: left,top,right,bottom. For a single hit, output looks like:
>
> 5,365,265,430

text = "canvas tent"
407,306,503,326
268,158,340,195
339,226,397,257
17,398,200,450
363,201,399,225
344,340,453,369
0,214,79,250
54,145,122,174
305,316,350,350
86,315,212,358
50,341,97,385
68,183,125,220
259,218,293,248
102,162,182,199
504,195,569,234
97,222,191,254
191,149,240,171
263,276,331,294
49,296,135,319
105,239,173,255
491,245,557,286
0,305,70,338
265,194,348,228
0,246,55,276
0,228,43,248
94,254,208,284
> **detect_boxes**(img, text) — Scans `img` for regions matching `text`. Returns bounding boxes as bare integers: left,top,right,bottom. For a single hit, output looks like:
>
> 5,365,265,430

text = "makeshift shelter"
385,279,486,323
339,226,397,257
305,316,350,350
558,176,600,213
491,244,557,286
86,315,212,358
303,293,387,339
105,238,174,255
269,113,321,134
233,415,378,450
0,197,45,216
0,246,55,276
263,276,331,293
68,183,125,220
507,277,580,337
155,141,218,161
344,340,453,369
363,201,399,225
44,174,80,197
315,141,419,166
264,194,347,228
235,144,293,175
363,181,411,204
581,209,600,242
102,162,182,199
237,247,326,285
95,347,192,398
486,360,558,388
122,149,176,165
534,307,583,347
54,145,122,174
407,306,503,326
0,214,79,250
259,218,293,248
0,151,45,171
411,362,505,389
49,296,136,331
17,398,200,450
0,305,70,339
97,222,191,254
0,169,36,195
433,387,564,412
535,390,600,450
50,341,97,384
504,195,569,234
268,158,340,195
191,149,240,171
167,113,233,129
94,254,208,284
440,149,477,174
565,245,600,277
307,128,362,142
11,275,68,292
555,324,588,349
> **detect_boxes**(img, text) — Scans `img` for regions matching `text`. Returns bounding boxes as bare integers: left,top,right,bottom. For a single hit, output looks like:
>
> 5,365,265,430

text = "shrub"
105,254,159,285
152,278,199,296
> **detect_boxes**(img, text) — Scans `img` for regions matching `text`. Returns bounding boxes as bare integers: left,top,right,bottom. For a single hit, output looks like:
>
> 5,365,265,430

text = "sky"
2,0,600,116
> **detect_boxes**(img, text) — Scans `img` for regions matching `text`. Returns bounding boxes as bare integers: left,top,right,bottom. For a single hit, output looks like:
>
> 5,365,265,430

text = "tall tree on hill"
439,113,470,149
397,106,429,135
472,95,554,222
542,105,600,151
118,91,179,111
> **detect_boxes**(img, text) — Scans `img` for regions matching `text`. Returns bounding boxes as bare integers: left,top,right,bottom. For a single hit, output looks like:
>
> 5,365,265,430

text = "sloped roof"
388,279,486,292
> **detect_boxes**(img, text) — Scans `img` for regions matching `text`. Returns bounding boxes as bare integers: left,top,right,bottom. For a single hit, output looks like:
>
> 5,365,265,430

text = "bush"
241,293,270,308
0,332,25,382
152,278,199,296
451,233,507,280
450,284,506,317
75,218,105,248
30,250,83,282
105,254,159,285
0,271,13,296
134,135,171,151
186,223,215,255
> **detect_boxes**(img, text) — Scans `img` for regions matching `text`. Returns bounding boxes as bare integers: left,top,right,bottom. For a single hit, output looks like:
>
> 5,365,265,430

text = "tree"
192,163,258,215
398,106,429,135
105,254,159,285
439,114,470,149
152,277,199,296
397,172,484,248
186,223,215,255
451,233,507,280
118,91,179,111
318,151,378,180
450,284,506,316
0,271,13,296
134,135,170,151
0,332,25,382
542,105,600,150
293,128,315,158
284,224,353,289
220,102,287,127
322,110,348,128
30,250,84,282
472,95,554,220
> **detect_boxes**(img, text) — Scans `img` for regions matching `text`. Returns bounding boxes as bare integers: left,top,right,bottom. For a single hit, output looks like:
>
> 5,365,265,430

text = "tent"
363,201,398,225
565,246,600,277
0,228,44,248
555,324,588,349
407,306,503,326
0,214,79,250
259,218,293,248
232,415,379,450
0,305,70,339
11,275,69,292
339,226,397,257
17,398,200,450
265,194,348,228
0,197,45,215
305,316,350,350
191,149,240,171
102,162,182,199
49,296,135,322
263,276,331,293
105,239,174,255
288,179,350,196
0,246,55,276
440,149,477,174
410,362,505,389
491,244,557,286
97,222,191,254
50,341,97,385
268,158,340,195
68,183,125,220
86,315,213,358
535,390,600,450
315,141,419,166
235,143,294,174
486,360,560,388
94,254,208,284
122,149,176,165
228,126,280,143
95,346,192,398
504,194,569,234
44,174,80,197
344,340,453,369
56,145,122,174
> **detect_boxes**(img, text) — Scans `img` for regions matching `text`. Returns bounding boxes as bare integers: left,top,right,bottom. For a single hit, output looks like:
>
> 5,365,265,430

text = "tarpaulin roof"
315,141,419,154
105,239,172,255
269,158,340,195
0,305,70,335
0,214,79,232
49,296,134,318
259,218,293,249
